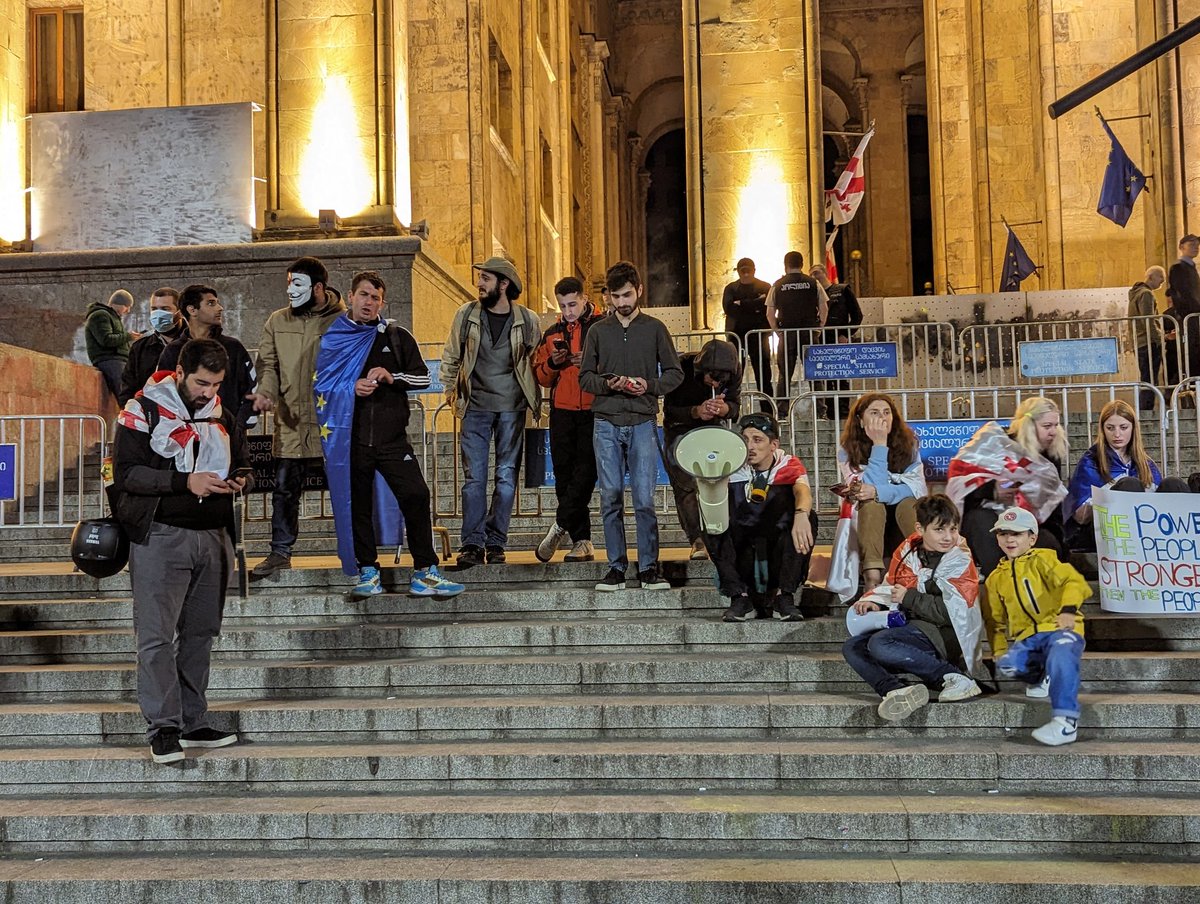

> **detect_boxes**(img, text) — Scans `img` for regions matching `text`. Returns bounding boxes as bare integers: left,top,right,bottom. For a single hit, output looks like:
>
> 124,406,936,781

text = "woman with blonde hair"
955,396,1069,576
1065,399,1190,550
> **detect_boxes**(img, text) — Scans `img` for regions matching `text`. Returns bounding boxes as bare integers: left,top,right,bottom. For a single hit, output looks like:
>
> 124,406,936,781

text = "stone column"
584,37,611,281
636,168,652,278
0,0,25,243
683,0,825,329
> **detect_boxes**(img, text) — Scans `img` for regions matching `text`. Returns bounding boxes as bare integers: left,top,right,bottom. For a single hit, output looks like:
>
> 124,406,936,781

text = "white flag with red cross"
824,126,875,226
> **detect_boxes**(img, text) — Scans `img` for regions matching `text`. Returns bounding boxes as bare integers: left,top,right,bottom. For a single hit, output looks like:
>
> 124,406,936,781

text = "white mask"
287,273,314,308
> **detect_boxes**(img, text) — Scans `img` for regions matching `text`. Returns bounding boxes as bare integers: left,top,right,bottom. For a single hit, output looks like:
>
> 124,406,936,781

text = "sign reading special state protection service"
1093,485,1200,614
1018,337,1119,378
803,342,898,381
0,444,14,500
413,360,445,395
909,420,1008,482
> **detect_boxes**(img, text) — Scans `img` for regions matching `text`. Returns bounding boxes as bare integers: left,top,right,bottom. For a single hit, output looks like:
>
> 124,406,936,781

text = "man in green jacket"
247,257,346,578
85,289,137,399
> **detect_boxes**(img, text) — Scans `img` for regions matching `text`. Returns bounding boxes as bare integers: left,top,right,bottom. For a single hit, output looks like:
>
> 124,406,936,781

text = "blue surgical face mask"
149,309,176,333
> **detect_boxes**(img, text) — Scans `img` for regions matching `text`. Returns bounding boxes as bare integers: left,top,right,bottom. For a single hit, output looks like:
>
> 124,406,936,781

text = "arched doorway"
642,129,689,307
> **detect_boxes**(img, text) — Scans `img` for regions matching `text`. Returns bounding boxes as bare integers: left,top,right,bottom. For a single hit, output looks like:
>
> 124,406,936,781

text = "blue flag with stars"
1097,118,1147,228
999,226,1039,292
315,315,401,576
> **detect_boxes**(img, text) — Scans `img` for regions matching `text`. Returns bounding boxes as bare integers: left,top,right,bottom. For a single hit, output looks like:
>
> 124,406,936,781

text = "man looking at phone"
579,261,684,590
532,277,605,562
112,339,251,765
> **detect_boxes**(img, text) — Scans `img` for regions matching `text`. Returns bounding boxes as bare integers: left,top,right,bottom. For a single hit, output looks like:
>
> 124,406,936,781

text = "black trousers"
549,407,597,541
351,442,437,570
738,330,774,400
1136,344,1163,410
704,513,817,598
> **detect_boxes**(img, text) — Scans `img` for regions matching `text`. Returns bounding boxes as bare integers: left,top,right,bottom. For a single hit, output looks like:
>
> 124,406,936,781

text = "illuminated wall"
0,0,25,243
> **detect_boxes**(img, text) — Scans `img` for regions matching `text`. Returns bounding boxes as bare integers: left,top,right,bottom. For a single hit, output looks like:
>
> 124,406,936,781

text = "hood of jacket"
695,338,741,376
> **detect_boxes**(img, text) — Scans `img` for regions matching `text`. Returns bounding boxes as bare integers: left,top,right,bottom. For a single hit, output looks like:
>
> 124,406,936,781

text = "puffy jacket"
440,300,541,418
84,302,132,364
1065,443,1163,521
255,289,346,458
532,303,603,411
984,547,1089,657
119,326,184,407
1127,281,1162,347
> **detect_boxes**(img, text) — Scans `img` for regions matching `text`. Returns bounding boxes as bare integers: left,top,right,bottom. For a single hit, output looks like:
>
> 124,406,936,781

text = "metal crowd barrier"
787,382,1169,516
958,314,1181,389
1169,377,1200,478
673,330,740,357
0,415,109,528
1183,312,1200,383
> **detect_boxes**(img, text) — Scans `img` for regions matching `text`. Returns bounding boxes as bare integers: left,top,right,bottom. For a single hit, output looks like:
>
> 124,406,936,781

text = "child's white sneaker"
939,673,982,702
1032,715,1078,746
877,684,930,721
1025,675,1050,698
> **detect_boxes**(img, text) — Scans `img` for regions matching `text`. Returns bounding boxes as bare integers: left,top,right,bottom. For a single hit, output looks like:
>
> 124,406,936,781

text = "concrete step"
0,791,1196,858
0,692,1196,744
0,853,1195,903
0,737,1198,796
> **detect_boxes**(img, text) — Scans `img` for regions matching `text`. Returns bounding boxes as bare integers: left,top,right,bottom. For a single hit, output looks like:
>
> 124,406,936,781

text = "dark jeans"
842,625,959,697
270,457,319,557
703,513,816,598
549,407,597,542
351,442,436,570
95,358,125,400
460,408,525,550
962,503,1063,577
1136,344,1163,410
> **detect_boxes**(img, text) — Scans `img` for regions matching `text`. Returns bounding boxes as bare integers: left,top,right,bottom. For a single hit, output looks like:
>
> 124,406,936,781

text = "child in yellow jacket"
985,506,1091,745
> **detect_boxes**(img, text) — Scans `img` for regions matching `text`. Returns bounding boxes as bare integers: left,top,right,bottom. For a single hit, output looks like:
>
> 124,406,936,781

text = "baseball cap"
991,506,1038,536
735,258,755,271
473,256,522,294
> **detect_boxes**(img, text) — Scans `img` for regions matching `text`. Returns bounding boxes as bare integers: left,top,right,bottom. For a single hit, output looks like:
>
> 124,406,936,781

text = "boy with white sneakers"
986,506,1089,745
842,494,985,721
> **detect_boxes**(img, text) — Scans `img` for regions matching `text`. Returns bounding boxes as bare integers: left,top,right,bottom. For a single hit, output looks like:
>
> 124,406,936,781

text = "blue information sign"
910,420,1009,482
0,444,14,501
1018,337,1118,378
803,342,899,381
412,359,444,394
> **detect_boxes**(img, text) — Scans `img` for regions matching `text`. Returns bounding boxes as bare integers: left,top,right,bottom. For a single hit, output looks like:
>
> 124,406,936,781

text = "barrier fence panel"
672,330,739,358
1170,377,1200,477
1184,312,1200,383
788,382,1168,516
958,315,1181,391
0,415,108,528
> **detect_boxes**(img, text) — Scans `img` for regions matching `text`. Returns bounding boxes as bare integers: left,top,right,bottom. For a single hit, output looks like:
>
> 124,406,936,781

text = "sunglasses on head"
739,413,778,437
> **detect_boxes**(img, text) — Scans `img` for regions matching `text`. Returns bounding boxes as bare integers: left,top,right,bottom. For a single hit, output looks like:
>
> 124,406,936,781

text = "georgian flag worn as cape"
729,449,808,486
315,316,402,576
118,370,231,477
945,421,1066,522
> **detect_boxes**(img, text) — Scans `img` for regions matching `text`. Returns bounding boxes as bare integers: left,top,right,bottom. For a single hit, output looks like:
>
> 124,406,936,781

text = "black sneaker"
456,545,485,569
595,567,626,592
773,593,804,621
638,567,670,590
722,594,756,622
179,727,238,749
485,545,507,564
150,728,184,765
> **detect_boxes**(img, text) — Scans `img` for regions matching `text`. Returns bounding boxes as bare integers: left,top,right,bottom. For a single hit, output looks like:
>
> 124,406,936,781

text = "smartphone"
554,339,569,351
229,467,253,480
829,482,855,498
599,373,619,381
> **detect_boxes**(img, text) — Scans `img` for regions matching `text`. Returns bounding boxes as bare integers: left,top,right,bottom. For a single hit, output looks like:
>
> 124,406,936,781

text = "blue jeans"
593,418,660,573
459,408,524,550
997,630,1084,719
842,625,960,697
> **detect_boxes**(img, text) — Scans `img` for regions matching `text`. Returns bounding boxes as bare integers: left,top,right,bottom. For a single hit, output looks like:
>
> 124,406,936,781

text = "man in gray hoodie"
579,261,684,591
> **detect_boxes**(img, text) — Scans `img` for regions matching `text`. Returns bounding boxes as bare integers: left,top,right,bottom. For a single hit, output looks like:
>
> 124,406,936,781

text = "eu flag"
999,227,1039,292
315,316,401,576
1097,118,1147,228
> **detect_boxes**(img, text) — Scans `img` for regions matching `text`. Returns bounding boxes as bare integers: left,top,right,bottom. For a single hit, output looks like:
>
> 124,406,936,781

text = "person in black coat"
119,288,183,406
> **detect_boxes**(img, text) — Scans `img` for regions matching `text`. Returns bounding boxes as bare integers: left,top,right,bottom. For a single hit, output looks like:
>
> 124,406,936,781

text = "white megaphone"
673,426,748,535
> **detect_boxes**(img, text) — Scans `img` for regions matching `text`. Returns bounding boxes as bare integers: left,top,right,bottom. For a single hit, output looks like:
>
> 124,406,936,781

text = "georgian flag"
824,127,875,226
825,228,840,283
945,421,1066,522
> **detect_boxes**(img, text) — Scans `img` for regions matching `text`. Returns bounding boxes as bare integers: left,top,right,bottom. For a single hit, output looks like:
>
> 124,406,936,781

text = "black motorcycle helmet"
70,518,129,579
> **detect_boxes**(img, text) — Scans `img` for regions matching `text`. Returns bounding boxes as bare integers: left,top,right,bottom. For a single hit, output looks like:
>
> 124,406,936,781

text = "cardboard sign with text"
1094,485,1200,614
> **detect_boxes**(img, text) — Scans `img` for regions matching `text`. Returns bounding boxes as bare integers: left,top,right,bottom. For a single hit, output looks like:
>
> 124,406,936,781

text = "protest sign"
1093,485,1200,614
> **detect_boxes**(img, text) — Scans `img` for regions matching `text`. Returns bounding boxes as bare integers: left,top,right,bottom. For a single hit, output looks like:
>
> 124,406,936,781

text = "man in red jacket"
531,277,604,562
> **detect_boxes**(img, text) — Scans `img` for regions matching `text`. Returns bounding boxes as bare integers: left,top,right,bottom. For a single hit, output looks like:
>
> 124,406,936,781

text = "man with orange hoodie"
532,277,605,562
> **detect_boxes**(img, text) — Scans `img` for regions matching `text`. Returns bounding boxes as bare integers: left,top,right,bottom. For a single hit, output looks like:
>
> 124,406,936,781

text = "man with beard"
157,285,257,428
112,339,250,764
440,257,541,568
579,260,684,591
119,287,183,407
247,257,346,578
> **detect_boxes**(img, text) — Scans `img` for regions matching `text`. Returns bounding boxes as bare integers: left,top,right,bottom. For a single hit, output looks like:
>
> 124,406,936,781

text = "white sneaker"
536,523,568,563
1032,715,1078,746
1025,676,1051,698
877,684,930,721
939,673,982,703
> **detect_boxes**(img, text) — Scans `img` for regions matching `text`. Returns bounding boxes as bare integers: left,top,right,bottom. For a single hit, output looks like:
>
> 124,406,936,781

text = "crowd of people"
95,249,1194,764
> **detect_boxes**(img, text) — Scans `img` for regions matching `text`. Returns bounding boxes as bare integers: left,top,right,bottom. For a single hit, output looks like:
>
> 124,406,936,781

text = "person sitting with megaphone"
701,413,817,622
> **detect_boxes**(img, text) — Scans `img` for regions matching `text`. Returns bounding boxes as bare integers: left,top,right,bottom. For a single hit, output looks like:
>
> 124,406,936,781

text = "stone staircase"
0,546,1199,901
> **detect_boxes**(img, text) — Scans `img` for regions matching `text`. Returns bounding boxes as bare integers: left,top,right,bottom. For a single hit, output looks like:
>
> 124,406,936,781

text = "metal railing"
1182,312,1200,383
0,415,108,528
1170,377,1200,476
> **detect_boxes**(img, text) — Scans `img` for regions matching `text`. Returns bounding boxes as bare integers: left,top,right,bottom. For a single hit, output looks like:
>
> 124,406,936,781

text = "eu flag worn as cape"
1097,118,1147,228
315,315,402,576
999,227,1038,292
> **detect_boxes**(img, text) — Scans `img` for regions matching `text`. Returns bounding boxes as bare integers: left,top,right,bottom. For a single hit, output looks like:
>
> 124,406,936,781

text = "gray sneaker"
536,523,568,563
563,539,595,562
